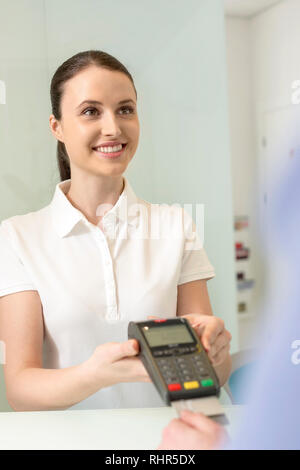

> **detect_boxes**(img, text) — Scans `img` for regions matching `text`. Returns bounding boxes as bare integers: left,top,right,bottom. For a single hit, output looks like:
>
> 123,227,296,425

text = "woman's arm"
0,291,149,411
0,290,93,411
176,279,232,387
8,362,99,411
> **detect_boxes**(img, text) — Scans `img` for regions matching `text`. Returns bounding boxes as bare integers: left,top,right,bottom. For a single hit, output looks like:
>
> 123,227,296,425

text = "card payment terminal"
128,317,229,425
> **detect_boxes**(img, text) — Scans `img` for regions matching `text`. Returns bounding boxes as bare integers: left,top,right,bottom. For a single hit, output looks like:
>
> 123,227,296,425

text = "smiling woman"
49,50,139,183
0,49,230,412
48,50,140,227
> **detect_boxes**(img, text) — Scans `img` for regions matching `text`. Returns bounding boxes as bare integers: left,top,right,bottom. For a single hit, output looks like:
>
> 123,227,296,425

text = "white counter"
0,405,245,450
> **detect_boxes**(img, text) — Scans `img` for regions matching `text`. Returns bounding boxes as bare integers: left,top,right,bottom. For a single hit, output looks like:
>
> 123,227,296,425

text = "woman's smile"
92,143,127,159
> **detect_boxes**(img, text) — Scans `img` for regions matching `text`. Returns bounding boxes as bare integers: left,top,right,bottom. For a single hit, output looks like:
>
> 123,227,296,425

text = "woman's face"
50,65,140,178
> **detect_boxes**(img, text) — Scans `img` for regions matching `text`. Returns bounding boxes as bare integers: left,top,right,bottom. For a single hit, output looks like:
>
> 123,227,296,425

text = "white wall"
225,0,300,350
225,17,263,350
225,18,255,216
0,0,237,411
0,0,51,413
251,0,299,109
250,0,300,344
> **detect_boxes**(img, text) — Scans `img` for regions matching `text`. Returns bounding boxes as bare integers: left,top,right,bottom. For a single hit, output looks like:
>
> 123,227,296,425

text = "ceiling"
224,0,284,18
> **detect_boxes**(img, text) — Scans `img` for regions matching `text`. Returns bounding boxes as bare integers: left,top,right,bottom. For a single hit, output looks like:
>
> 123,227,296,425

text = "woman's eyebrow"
76,98,136,109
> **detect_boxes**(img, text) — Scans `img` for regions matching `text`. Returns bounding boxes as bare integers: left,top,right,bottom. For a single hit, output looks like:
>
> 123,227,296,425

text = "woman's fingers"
210,344,231,366
209,330,230,356
200,317,225,350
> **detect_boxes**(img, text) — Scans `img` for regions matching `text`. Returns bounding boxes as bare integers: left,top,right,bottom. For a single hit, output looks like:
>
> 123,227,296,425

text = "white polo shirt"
0,176,215,410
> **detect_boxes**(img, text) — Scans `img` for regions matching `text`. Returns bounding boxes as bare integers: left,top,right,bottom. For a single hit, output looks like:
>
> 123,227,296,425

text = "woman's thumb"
127,339,139,354
110,339,139,363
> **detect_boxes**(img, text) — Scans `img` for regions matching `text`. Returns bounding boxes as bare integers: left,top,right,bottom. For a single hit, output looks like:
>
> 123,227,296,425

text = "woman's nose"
101,111,122,136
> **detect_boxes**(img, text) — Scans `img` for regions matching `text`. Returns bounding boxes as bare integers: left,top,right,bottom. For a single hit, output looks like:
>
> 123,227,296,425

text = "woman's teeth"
94,144,123,153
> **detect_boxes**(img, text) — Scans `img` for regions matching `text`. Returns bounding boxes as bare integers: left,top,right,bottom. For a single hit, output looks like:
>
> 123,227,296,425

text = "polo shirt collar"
50,176,139,238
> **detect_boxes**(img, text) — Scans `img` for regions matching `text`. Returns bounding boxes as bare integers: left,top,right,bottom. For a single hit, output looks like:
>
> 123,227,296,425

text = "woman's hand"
157,410,230,450
184,313,232,367
86,339,151,389
148,314,232,367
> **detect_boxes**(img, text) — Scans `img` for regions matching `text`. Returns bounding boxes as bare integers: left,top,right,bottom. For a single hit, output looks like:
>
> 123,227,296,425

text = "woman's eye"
83,107,98,116
119,106,135,115
83,106,135,117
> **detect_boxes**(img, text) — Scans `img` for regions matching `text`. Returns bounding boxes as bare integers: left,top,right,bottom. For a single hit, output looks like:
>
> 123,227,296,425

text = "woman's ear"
49,114,64,143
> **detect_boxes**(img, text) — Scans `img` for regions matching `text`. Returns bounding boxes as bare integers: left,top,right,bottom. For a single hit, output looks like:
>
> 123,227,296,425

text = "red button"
168,383,182,391
154,319,167,322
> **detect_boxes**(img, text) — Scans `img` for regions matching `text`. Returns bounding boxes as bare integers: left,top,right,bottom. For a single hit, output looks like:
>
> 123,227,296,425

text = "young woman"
0,50,232,411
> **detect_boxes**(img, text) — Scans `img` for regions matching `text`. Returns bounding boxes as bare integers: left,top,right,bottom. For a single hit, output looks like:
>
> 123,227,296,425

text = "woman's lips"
93,143,127,159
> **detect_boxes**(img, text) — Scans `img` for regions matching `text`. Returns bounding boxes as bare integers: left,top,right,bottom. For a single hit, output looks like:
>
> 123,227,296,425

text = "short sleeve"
177,209,216,285
0,221,37,298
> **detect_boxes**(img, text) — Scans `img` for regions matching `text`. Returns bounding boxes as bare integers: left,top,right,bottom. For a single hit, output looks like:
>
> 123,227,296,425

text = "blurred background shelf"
234,216,257,330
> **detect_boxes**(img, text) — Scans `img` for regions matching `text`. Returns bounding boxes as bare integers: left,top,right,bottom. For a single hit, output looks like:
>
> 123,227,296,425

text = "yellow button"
184,381,199,390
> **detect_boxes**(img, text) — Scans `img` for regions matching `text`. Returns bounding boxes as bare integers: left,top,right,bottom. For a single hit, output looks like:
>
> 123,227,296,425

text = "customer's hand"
86,339,151,388
157,410,230,450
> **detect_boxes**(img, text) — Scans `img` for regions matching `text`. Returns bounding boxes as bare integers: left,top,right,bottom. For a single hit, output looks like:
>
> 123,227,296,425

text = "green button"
201,378,214,387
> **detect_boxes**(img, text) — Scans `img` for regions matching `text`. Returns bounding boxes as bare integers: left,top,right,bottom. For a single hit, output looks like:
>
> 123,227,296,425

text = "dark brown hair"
50,50,137,181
